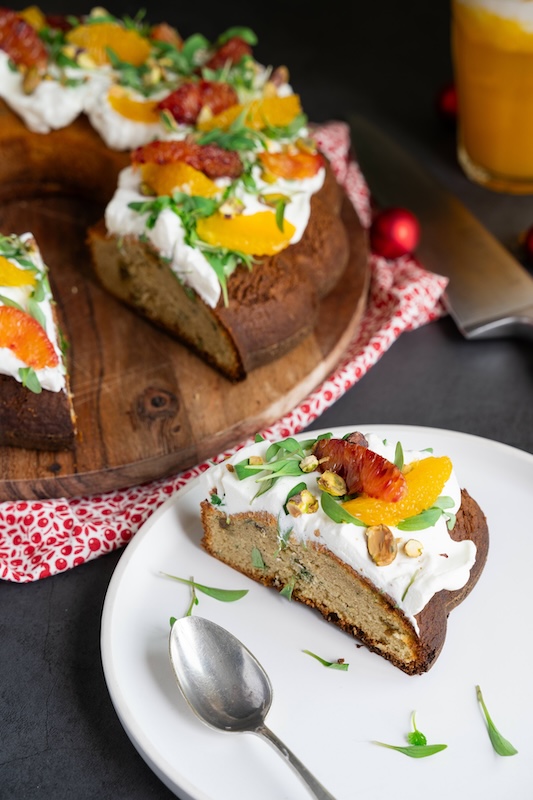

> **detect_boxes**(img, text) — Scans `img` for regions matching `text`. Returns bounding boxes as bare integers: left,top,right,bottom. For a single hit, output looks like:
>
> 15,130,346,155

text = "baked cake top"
0,233,67,394
199,430,478,630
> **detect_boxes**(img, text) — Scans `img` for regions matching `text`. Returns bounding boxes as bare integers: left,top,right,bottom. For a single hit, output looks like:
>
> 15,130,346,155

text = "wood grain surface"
0,180,369,501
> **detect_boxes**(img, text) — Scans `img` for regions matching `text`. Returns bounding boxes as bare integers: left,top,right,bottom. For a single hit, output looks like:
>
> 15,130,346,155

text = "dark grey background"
3,2,533,798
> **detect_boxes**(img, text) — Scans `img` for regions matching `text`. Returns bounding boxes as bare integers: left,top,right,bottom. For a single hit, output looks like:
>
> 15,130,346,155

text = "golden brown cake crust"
200,488,489,675
0,374,75,450
87,165,358,381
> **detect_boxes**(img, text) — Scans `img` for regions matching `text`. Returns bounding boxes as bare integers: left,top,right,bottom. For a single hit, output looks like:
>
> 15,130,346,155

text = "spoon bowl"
169,615,336,799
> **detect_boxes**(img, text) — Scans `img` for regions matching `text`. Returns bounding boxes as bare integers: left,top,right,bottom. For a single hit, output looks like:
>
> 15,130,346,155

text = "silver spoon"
169,615,337,800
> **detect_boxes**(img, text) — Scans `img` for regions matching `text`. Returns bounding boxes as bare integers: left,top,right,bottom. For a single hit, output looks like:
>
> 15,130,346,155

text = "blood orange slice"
342,456,453,527
0,305,58,369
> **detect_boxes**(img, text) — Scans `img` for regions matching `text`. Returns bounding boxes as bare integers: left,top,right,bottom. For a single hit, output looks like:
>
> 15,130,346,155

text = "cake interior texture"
200,492,488,675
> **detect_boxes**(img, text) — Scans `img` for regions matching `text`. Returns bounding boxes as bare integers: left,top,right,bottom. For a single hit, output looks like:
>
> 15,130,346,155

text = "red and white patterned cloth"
0,122,448,583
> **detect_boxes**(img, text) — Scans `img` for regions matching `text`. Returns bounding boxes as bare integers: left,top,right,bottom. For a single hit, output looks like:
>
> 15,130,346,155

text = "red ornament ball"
523,224,533,263
436,82,458,124
369,208,421,260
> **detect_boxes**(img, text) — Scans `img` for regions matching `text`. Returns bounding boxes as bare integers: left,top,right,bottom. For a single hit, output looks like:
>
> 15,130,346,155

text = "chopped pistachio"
404,539,423,558
299,454,319,473
219,197,245,218
287,489,318,517
317,470,347,497
366,525,398,566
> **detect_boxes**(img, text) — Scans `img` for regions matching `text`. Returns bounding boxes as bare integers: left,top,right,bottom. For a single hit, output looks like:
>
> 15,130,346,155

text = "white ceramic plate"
101,425,533,800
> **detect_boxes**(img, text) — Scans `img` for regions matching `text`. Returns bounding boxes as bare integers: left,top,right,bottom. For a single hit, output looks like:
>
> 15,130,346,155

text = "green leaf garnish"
374,711,447,758
280,575,296,600
373,742,447,758
251,546,266,569
398,495,456,531
397,506,442,531
476,685,518,756
161,573,248,602
209,492,223,506
19,367,42,394
394,441,404,470
303,649,349,670
320,491,366,526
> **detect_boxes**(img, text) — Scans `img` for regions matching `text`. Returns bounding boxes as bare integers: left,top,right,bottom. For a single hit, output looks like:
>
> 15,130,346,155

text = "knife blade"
349,114,533,339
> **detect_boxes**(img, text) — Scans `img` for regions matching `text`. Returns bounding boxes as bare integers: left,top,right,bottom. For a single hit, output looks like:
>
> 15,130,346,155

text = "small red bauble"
369,207,420,259
523,224,533,263
436,82,458,124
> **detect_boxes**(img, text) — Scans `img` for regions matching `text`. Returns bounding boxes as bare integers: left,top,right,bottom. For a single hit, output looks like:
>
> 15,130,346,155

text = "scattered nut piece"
404,539,423,558
219,197,245,218
317,470,347,496
259,192,290,209
345,431,368,447
366,524,398,566
22,66,42,95
225,463,235,473
287,490,318,517
248,455,264,466
299,454,318,473
270,65,289,86
196,105,213,126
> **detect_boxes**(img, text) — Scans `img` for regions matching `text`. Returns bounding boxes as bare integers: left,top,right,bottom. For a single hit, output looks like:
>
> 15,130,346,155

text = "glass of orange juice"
452,0,533,193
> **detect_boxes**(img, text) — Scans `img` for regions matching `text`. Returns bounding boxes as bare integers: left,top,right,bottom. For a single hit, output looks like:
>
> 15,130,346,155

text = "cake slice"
0,232,75,449
199,430,489,675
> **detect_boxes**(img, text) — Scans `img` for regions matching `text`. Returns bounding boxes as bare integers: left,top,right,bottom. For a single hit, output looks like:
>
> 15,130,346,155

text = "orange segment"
0,305,58,369
342,456,453,527
19,5,46,31
66,22,151,66
107,86,160,123
197,95,302,132
140,162,220,197
258,151,323,180
196,211,296,255
0,255,37,287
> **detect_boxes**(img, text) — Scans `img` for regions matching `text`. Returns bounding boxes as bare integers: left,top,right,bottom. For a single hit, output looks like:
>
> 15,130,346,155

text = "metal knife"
349,114,533,339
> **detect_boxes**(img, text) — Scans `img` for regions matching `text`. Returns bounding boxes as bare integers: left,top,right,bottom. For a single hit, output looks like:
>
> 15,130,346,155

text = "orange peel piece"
196,211,296,255
342,456,453,528
0,255,37,287
0,305,58,369
139,162,220,198
66,21,151,67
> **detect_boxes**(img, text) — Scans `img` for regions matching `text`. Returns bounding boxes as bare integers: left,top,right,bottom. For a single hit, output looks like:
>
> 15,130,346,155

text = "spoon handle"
255,723,337,800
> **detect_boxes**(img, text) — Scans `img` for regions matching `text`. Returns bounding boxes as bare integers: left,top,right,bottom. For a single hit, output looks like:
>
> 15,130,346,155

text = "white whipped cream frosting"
105,157,325,308
0,233,66,392
199,433,477,631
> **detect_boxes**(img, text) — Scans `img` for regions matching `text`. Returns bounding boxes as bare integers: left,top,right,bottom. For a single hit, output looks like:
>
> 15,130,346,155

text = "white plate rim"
100,423,533,800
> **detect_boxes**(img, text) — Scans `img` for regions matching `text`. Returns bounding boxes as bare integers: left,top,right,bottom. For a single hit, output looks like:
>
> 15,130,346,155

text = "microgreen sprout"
476,685,518,756
303,650,349,671
373,711,447,758
161,572,248,602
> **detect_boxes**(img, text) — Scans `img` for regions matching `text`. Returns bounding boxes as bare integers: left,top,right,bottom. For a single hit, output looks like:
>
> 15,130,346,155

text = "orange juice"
452,0,533,192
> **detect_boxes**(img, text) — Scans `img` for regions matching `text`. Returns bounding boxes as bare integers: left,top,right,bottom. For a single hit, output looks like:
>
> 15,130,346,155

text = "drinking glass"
452,0,533,193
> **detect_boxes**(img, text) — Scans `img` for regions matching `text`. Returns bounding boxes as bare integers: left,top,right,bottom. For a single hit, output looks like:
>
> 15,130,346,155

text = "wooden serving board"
0,190,369,501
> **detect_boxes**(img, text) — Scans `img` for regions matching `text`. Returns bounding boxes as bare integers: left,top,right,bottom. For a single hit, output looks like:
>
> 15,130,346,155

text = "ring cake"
199,430,489,675
0,7,367,450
